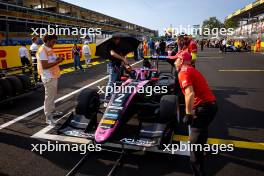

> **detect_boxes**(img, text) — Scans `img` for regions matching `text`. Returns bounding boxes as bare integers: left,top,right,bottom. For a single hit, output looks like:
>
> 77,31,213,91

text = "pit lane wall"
0,44,97,69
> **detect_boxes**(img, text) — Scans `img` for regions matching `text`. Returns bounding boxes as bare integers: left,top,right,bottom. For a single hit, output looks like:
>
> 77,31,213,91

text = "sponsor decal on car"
120,138,159,147
101,119,116,125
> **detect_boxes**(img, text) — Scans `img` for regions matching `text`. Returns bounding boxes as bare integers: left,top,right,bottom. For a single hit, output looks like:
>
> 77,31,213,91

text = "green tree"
202,17,224,29
224,18,239,29
202,17,224,36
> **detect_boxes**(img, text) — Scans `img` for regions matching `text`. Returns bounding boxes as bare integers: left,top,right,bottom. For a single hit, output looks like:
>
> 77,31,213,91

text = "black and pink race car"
58,56,184,149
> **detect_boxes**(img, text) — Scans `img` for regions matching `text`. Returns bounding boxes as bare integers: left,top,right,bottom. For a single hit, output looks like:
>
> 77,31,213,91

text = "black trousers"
222,45,226,52
190,102,218,176
160,49,165,55
20,56,32,74
32,59,39,82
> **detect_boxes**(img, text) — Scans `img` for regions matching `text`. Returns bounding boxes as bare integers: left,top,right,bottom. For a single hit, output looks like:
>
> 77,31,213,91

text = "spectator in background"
72,44,83,71
219,39,223,52
222,38,227,53
207,39,210,48
30,36,39,82
82,41,91,69
171,40,178,56
19,42,32,74
256,37,261,52
148,38,155,56
155,40,160,55
138,42,144,60
167,46,173,56
143,41,148,56
241,40,245,48
200,40,204,51
36,34,64,125
8,39,14,46
159,39,166,55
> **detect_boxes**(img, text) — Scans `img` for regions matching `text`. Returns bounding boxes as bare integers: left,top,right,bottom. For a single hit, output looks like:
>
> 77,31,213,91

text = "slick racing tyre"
76,88,100,120
16,74,33,90
0,78,14,97
6,76,24,95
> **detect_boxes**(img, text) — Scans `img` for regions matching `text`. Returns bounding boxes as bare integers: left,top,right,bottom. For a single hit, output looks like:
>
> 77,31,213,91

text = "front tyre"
75,89,100,128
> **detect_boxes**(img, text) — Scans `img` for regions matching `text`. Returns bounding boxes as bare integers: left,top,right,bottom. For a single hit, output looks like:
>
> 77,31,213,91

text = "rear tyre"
6,76,24,95
0,78,14,97
16,74,33,90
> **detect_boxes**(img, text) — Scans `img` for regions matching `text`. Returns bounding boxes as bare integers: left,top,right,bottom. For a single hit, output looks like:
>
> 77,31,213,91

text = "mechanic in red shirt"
174,49,218,176
169,34,190,61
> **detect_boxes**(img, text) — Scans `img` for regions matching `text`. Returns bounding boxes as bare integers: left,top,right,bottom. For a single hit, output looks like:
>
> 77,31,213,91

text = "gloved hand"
183,114,193,125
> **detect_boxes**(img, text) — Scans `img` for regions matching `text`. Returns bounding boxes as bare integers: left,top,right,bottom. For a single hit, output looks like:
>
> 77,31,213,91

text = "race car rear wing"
143,55,175,72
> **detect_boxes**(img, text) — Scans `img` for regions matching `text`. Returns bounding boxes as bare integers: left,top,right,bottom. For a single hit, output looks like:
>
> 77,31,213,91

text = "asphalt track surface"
0,48,264,176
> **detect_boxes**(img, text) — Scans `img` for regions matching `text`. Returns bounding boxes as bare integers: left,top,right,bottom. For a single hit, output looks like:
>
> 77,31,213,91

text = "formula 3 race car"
58,56,184,148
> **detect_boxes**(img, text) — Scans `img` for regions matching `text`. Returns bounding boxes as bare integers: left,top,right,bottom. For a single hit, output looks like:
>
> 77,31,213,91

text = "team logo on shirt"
182,80,187,87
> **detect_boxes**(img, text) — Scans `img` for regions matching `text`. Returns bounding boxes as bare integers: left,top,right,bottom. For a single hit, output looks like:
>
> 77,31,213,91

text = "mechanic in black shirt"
105,37,128,101
159,39,166,55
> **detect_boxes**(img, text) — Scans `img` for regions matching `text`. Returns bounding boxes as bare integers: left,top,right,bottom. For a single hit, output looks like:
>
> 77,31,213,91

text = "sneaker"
46,117,57,126
52,111,64,117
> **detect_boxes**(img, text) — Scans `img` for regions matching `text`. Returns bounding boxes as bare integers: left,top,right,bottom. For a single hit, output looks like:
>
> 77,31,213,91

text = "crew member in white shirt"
222,38,227,53
82,41,91,69
30,36,39,82
19,43,32,73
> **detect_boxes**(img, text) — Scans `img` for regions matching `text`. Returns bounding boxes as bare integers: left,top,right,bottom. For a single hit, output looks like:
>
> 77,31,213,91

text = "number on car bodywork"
114,93,125,103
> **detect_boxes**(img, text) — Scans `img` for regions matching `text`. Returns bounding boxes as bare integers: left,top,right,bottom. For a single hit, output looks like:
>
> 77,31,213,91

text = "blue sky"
63,0,254,33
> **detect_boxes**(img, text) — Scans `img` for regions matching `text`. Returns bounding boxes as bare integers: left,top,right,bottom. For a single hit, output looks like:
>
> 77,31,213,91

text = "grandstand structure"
226,0,264,40
226,0,264,22
0,0,157,45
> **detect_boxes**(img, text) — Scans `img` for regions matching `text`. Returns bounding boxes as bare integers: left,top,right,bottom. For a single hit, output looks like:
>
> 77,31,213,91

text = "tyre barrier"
6,76,24,95
16,74,33,90
0,77,14,98
0,74,37,102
